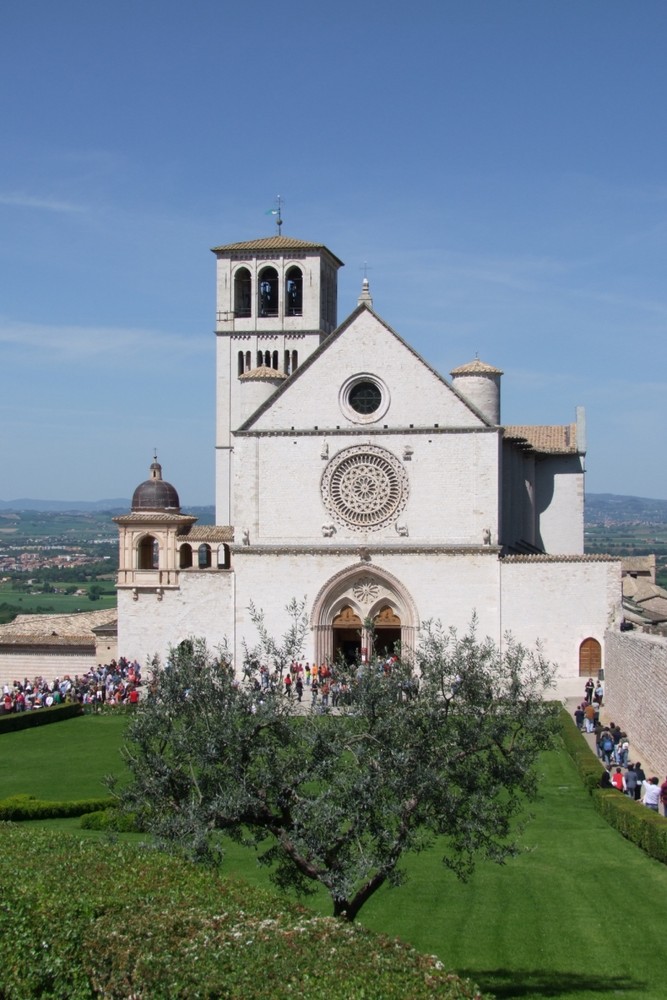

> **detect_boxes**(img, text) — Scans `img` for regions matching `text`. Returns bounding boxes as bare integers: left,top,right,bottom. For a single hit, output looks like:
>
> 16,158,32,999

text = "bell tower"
211,234,344,524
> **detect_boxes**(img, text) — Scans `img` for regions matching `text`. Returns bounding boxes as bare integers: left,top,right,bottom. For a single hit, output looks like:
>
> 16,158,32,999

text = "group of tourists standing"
574,677,667,816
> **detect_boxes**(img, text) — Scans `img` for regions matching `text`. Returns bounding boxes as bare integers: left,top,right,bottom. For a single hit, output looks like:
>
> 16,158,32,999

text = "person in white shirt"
642,777,661,812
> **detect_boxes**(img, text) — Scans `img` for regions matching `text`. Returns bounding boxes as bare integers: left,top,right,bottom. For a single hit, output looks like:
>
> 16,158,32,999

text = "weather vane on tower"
265,195,283,234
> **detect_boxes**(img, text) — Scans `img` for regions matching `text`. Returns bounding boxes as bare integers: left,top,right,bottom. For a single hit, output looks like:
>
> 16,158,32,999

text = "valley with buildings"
1,494,666,625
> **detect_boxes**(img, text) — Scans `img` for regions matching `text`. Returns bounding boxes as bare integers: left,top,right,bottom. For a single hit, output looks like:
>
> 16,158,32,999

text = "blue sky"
2,1,666,504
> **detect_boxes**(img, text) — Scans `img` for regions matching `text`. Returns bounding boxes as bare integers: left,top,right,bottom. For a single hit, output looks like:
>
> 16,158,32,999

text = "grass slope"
4,717,667,999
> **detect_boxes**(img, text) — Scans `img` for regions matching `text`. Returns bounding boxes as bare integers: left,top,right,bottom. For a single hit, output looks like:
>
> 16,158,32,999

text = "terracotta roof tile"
0,609,117,647
180,525,234,542
211,236,344,266
450,358,503,376
239,365,288,381
504,424,578,454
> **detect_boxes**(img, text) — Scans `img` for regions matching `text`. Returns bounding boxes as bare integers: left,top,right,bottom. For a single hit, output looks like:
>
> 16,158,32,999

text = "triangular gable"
237,304,491,433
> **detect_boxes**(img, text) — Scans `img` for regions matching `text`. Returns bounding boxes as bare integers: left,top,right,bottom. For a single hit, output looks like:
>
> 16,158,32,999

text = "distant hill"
0,498,216,521
3,494,667,525
584,494,667,525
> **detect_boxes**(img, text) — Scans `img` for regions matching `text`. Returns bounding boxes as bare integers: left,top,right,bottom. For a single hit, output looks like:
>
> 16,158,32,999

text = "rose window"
321,445,408,531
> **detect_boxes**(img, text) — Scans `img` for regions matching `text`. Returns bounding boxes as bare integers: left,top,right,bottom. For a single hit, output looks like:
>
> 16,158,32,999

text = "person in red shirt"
611,768,624,792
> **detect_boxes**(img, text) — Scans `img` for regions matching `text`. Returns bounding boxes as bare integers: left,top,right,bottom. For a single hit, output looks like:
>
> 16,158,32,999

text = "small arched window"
258,266,279,317
217,544,230,569
198,543,212,569
264,350,271,367
138,535,159,570
238,351,244,376
292,349,298,372
286,266,303,316
272,350,279,370
234,267,252,318
179,543,193,569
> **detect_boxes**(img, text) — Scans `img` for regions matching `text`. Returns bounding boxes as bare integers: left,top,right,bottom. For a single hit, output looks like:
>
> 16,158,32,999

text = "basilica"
115,233,620,696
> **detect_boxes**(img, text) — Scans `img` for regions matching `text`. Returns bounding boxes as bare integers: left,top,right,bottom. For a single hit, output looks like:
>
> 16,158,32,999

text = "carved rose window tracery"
321,445,408,531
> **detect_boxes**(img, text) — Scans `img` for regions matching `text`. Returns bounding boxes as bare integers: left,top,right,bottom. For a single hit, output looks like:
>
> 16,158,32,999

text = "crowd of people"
1,657,143,714
244,654,406,710
574,677,667,816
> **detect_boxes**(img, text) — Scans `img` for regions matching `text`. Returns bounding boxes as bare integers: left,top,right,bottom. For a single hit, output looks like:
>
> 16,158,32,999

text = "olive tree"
113,611,557,922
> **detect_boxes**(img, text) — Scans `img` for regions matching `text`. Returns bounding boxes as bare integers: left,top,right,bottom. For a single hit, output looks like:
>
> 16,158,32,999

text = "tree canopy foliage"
115,610,557,922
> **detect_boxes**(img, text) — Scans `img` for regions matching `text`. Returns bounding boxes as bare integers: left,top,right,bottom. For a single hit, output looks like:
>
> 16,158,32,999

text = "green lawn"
3,718,667,999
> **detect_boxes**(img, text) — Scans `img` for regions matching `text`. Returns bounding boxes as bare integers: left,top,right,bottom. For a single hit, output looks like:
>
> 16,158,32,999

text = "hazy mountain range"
2,494,667,524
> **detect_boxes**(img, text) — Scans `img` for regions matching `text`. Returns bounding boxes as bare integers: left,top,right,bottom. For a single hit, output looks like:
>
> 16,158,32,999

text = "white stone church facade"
115,234,620,697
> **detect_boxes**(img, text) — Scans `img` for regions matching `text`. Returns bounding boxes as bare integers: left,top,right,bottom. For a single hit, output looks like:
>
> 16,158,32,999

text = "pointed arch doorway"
311,563,418,666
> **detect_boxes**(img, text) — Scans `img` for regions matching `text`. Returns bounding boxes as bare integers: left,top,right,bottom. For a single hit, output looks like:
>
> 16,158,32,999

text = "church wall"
499,557,621,698
231,430,500,546
117,572,235,666
0,649,98,686
535,456,585,554
603,629,667,776
249,310,484,433
230,549,502,668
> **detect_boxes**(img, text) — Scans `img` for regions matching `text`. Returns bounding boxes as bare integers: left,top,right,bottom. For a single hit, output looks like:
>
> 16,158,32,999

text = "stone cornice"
232,425,500,439
231,544,501,557
501,553,619,563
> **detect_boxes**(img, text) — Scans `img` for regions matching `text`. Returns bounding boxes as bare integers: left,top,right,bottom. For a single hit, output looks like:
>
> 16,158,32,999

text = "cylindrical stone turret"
450,358,503,425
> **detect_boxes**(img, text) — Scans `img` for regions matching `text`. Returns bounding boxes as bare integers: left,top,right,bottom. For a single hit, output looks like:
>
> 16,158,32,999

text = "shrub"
0,794,113,821
557,705,667,865
0,702,83,734
0,824,489,999
80,807,139,832
556,705,605,792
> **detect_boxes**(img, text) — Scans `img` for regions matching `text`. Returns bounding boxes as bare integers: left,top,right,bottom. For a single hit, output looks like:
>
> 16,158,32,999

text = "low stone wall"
604,629,667,776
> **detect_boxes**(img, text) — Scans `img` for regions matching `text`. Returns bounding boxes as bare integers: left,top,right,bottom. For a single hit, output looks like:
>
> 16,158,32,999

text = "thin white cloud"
0,192,87,213
0,318,207,360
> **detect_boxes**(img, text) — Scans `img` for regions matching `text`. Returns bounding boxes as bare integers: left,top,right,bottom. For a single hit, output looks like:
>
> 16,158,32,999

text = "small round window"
348,380,382,415
340,373,390,425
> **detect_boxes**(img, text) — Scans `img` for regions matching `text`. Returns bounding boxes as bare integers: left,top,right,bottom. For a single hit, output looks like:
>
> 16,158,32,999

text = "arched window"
179,543,193,569
137,535,159,570
257,350,263,367
217,544,230,569
198,543,212,569
272,350,279,370
264,350,271,367
286,266,303,316
292,349,298,372
284,349,291,374
258,266,278,316
246,350,251,371
234,267,252,318
237,351,244,376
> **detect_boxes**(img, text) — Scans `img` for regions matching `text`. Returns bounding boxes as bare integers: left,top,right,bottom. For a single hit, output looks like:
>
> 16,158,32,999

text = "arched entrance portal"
311,563,418,667
332,606,363,665
373,605,401,658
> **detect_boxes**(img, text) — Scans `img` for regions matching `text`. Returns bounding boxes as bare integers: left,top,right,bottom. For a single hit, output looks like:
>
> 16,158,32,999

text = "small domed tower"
450,358,503,425
115,456,196,591
131,456,181,513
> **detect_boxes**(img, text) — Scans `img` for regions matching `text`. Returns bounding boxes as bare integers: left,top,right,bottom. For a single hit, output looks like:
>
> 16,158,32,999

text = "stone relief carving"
242,528,250,546
321,444,409,532
321,523,337,537
353,578,379,603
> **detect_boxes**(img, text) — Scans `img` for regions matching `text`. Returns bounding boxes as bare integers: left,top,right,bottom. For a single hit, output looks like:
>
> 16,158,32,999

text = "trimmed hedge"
0,702,83,733
0,794,114,821
556,705,605,792
558,705,667,865
0,824,489,999
592,787,667,864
